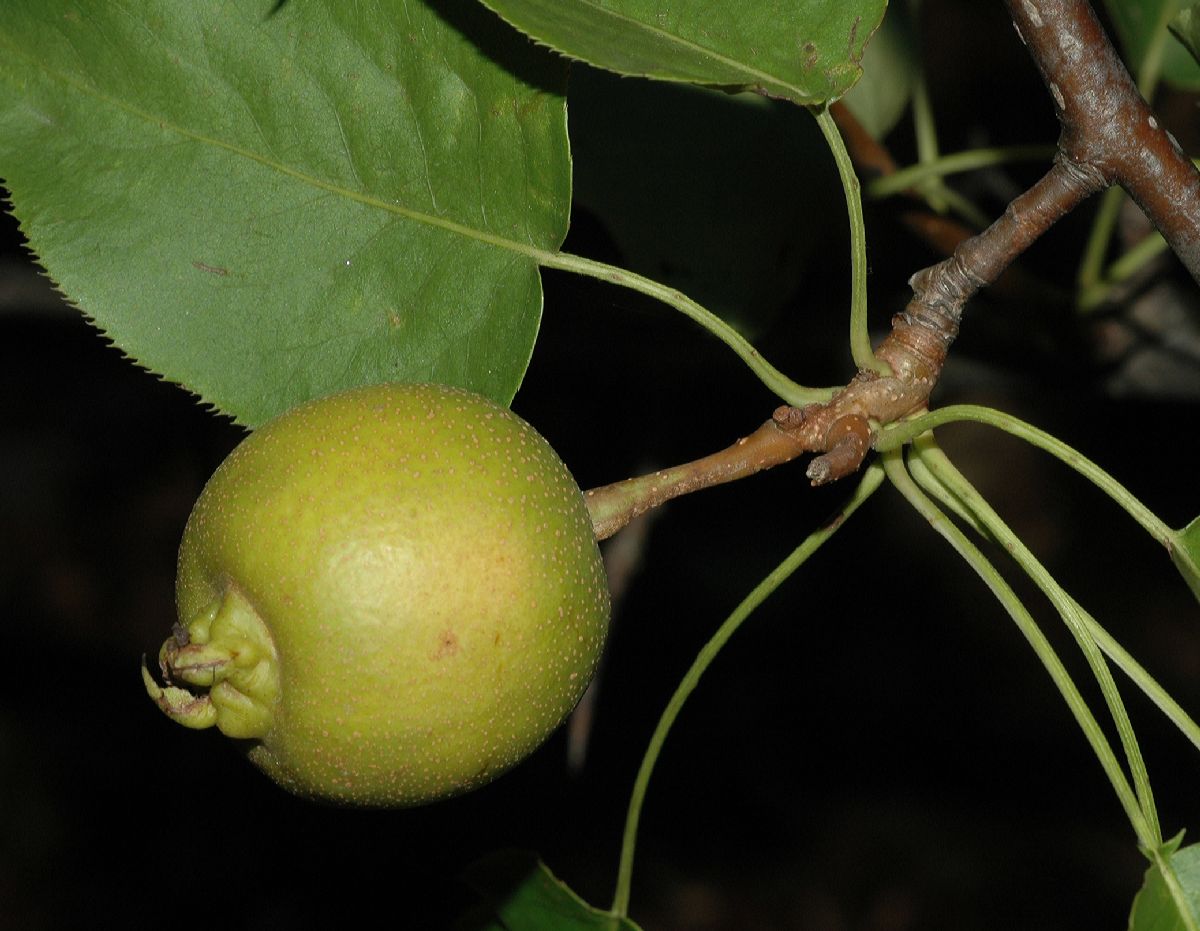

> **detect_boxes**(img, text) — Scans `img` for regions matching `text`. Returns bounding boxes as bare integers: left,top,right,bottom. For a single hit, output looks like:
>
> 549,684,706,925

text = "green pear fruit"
143,382,610,807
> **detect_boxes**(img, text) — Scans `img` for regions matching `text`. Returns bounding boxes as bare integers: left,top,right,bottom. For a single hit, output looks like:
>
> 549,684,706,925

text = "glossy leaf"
1129,837,1200,931
0,0,570,425
1102,0,1200,90
459,850,643,930
477,0,887,105
1171,515,1200,602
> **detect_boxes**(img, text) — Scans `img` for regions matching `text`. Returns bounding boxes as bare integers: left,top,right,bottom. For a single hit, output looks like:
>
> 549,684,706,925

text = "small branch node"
1053,150,1108,196
908,253,984,324
808,414,871,486
772,404,810,429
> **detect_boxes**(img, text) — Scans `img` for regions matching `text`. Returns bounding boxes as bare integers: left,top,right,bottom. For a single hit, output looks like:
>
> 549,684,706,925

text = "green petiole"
610,462,886,918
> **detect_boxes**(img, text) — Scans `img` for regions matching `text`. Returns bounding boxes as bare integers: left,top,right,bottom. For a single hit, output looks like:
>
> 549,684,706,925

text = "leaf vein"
1,38,546,262
569,0,803,94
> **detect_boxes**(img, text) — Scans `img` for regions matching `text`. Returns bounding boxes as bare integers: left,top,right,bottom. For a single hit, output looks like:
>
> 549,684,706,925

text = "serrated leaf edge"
477,0,873,105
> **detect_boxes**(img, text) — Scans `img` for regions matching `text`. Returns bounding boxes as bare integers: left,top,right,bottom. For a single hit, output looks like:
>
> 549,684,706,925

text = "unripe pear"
143,382,610,807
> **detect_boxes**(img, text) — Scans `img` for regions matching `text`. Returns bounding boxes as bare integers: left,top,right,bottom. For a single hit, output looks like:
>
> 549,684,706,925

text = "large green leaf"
459,850,643,930
0,0,570,425
1102,0,1200,90
476,0,888,105
1129,837,1200,931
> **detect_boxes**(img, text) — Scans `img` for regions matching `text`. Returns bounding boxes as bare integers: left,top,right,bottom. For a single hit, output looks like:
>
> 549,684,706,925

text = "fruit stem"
584,418,808,540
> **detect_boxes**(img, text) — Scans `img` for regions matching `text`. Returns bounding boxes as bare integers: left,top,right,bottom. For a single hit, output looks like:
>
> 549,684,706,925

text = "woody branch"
584,0,1200,541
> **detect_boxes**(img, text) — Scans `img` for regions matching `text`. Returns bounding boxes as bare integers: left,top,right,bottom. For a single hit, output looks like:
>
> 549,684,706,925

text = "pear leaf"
459,850,643,930
477,0,887,105
1129,836,1200,931
0,0,570,425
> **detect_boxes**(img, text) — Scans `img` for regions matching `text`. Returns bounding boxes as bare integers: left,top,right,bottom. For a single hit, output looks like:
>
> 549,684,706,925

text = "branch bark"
585,0,1200,540
1007,0,1200,278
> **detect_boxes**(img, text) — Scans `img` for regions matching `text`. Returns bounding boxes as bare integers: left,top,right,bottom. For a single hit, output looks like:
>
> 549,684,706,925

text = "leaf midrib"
0,36,553,264
563,0,816,95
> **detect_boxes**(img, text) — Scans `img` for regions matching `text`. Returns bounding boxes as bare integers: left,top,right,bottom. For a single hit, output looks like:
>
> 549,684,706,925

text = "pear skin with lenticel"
143,382,610,807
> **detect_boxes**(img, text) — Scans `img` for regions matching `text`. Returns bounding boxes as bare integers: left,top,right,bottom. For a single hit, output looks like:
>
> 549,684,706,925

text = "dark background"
3,2,1200,928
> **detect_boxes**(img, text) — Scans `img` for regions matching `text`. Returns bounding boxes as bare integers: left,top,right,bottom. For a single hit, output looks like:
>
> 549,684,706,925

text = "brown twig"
1007,0,1200,277
585,421,808,540
584,0,1200,540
